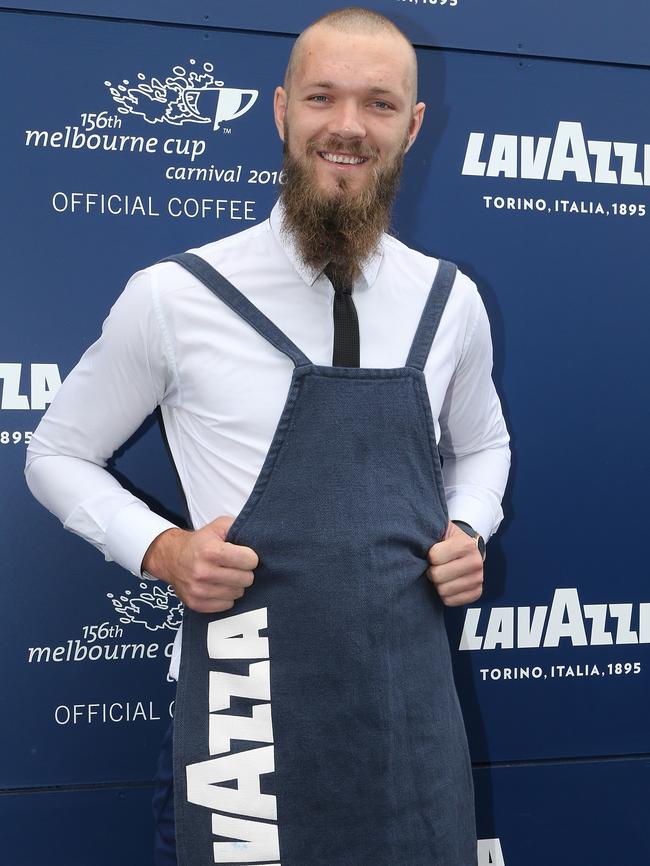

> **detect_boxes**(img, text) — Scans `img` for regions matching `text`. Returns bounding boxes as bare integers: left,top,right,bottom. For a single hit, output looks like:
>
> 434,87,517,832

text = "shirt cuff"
447,496,503,544
105,502,178,577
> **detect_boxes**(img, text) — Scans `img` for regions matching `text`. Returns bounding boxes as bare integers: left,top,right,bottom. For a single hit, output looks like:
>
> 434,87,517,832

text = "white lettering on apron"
186,607,280,864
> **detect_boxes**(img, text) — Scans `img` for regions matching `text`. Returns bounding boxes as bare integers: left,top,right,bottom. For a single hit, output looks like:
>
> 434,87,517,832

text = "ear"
404,101,426,154
274,86,288,141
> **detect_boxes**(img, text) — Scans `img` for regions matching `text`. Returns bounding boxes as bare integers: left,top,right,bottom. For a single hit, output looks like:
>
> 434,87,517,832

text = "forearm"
437,278,511,542
25,450,177,575
24,267,178,576
443,442,511,542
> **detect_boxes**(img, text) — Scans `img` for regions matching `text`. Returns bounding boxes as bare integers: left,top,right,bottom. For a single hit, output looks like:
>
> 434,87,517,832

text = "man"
26,7,509,866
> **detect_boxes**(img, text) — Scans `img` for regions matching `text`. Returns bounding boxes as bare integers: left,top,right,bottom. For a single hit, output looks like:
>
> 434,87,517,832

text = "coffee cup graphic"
179,86,259,130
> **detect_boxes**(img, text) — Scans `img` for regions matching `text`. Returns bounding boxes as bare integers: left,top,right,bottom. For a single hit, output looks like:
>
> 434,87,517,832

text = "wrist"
451,520,486,562
141,527,188,581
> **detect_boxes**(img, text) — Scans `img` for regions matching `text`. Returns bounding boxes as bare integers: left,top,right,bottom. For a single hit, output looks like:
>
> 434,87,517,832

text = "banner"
1,4,648,864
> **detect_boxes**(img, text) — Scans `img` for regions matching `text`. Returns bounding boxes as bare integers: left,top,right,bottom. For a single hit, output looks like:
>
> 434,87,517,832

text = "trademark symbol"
222,127,232,135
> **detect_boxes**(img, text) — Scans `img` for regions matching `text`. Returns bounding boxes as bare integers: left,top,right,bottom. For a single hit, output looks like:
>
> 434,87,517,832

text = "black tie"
326,264,360,368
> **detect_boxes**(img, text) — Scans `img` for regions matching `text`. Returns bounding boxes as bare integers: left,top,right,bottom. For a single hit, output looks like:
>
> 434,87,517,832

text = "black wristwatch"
452,520,486,562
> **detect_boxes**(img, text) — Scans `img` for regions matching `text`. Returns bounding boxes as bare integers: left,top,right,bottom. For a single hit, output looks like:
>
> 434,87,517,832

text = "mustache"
306,137,379,161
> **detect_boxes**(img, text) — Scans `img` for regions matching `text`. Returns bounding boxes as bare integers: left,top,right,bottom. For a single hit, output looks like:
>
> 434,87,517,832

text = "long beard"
279,132,406,286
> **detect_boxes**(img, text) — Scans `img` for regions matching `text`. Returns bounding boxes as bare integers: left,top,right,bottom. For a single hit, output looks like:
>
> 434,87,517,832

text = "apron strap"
160,252,313,368
405,259,457,372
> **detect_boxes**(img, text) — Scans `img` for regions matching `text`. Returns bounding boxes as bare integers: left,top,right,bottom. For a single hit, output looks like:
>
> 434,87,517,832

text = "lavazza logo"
460,587,648,683
185,603,507,865
478,839,506,866
0,362,61,447
462,120,649,218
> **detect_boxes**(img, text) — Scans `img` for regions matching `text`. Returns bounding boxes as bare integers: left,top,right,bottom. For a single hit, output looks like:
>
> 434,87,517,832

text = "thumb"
206,514,236,541
205,515,259,570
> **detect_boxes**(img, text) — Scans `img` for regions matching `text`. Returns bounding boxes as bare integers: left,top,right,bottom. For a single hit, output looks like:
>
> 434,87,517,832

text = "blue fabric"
152,722,177,866
157,254,477,865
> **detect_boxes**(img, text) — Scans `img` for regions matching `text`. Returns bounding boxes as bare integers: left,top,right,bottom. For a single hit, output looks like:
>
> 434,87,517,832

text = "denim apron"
158,252,477,866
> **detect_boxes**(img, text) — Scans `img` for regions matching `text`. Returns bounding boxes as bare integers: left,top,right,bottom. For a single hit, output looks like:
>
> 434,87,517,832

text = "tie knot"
325,263,352,295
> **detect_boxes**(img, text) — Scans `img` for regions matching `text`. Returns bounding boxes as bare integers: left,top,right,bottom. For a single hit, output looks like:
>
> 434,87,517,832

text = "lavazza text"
462,121,650,184
460,588,649,650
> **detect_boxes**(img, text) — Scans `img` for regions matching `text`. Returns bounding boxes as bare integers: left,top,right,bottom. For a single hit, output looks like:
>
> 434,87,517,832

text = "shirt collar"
269,198,383,290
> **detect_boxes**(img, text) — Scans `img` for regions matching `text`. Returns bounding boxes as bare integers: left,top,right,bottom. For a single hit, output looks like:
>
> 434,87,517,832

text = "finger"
428,555,482,586
428,534,476,567
198,581,246,602
440,585,484,607
202,567,255,589
187,597,236,614
202,516,259,569
432,573,483,599
216,542,259,571
184,585,242,606
207,515,236,540
180,581,245,611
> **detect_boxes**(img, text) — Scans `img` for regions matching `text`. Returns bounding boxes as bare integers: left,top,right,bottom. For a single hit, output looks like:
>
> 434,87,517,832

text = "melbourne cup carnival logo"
105,59,258,131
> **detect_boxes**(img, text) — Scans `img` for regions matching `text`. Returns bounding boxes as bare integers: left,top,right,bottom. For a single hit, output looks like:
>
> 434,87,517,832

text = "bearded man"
26,7,510,866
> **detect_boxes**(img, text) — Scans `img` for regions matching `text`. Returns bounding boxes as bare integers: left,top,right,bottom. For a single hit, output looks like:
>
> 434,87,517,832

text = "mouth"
318,151,370,166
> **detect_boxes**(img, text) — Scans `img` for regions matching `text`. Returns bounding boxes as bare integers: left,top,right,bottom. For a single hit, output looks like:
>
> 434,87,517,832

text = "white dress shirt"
25,201,510,678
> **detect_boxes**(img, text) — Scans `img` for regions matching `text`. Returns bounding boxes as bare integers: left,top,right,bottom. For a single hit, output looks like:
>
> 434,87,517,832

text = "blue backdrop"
1,3,648,864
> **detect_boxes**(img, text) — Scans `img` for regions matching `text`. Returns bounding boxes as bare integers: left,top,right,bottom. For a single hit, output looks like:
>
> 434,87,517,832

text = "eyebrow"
305,81,399,97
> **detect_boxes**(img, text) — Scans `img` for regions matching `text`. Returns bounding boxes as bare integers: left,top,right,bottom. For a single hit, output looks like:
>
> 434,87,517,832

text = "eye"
371,100,394,111
308,94,330,104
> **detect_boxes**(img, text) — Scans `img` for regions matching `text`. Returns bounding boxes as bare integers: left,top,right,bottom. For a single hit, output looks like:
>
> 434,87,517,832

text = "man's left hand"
427,521,484,606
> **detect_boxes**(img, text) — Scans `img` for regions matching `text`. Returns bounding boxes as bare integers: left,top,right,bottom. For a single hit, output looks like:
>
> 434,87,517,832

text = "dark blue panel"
2,0,650,808
2,786,155,866
401,46,650,762
474,758,650,866
1,10,283,786
3,0,650,66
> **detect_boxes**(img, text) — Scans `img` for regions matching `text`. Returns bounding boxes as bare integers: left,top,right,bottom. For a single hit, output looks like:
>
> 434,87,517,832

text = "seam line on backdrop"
0,6,648,71
3,752,650,795
0,780,156,796
473,752,650,770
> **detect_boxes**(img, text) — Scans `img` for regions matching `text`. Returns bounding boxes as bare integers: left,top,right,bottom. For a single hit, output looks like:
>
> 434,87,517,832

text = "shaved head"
284,7,418,104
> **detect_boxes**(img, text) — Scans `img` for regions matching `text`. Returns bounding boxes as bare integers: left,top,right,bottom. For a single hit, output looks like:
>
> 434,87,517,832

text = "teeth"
320,152,366,165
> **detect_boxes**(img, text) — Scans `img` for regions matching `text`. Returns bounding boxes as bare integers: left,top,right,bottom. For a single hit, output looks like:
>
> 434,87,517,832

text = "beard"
279,127,407,286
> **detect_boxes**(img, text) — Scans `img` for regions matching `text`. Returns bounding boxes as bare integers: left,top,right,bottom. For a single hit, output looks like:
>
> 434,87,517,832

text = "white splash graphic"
107,582,183,632
105,59,258,130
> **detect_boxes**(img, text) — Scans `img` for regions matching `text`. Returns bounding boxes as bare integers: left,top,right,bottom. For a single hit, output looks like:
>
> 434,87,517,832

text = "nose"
327,99,366,141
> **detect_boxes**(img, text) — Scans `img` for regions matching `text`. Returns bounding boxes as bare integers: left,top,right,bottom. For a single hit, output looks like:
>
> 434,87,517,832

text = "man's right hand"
141,516,258,613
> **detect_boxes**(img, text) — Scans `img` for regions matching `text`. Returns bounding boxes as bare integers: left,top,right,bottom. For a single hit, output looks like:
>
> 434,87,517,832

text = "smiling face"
274,23,425,277
274,25,424,200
